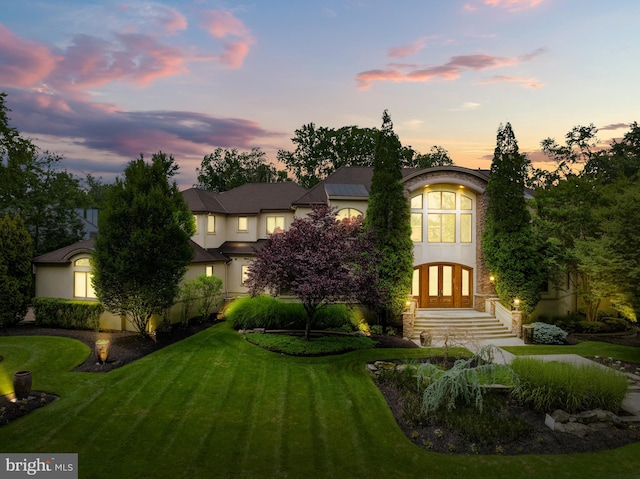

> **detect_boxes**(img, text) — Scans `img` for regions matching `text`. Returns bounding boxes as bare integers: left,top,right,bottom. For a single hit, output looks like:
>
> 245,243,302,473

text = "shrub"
510,357,629,413
244,333,377,356
417,346,519,414
33,297,104,330
226,296,358,331
530,322,567,344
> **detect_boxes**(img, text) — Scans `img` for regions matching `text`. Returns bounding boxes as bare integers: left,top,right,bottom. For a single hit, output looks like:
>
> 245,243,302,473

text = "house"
32,165,574,331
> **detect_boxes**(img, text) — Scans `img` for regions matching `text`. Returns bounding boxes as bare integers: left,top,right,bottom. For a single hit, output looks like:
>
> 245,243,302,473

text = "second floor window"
207,215,215,234
238,216,248,232
266,216,284,235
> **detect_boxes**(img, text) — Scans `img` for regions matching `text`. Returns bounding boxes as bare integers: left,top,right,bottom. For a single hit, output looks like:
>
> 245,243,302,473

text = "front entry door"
427,264,453,308
418,263,473,308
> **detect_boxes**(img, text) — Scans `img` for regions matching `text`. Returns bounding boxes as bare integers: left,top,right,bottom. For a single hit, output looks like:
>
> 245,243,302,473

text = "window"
207,215,215,234
205,265,213,277
460,214,472,243
241,265,250,285
238,217,248,232
411,213,422,242
427,214,455,243
74,258,96,299
428,191,456,210
193,215,198,234
336,208,362,221
418,189,475,244
266,216,285,235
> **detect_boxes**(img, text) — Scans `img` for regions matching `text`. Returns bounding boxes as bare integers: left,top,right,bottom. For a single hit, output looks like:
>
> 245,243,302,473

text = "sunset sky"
1,0,638,187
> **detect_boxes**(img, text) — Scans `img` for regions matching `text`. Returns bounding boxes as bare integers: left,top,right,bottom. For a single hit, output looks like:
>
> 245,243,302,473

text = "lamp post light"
513,297,521,311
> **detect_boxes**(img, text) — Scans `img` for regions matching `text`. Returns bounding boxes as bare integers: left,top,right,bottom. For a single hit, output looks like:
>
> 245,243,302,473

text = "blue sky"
1,0,638,187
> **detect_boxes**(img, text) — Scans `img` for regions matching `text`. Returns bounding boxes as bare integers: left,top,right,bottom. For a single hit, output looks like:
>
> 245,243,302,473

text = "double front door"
416,263,473,308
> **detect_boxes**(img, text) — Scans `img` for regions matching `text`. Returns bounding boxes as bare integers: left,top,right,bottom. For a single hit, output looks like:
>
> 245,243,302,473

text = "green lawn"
1,323,639,478
503,341,640,363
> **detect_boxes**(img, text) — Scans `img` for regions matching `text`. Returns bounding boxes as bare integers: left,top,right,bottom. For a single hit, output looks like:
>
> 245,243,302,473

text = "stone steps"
412,309,516,341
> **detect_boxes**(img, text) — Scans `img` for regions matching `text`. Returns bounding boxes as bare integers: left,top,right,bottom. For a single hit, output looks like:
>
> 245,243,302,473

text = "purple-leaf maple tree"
245,204,379,340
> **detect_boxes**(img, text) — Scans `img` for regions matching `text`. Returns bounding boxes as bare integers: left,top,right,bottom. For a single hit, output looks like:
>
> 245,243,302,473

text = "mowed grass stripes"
0,323,640,478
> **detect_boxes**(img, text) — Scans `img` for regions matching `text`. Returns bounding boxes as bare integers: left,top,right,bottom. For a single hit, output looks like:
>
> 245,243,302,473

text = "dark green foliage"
92,152,195,335
244,333,376,356
195,147,289,192
225,295,359,331
482,123,542,313
32,297,104,330
0,214,33,327
364,111,414,324
511,357,628,413
277,122,452,188
0,93,85,254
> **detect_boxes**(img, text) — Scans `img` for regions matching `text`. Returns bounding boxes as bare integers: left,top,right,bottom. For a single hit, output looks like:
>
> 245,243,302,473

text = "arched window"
74,258,96,299
336,208,363,222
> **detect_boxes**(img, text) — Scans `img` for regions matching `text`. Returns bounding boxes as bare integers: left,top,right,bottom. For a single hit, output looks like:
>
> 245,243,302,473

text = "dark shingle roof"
182,183,307,215
33,238,226,264
215,240,269,256
33,238,95,264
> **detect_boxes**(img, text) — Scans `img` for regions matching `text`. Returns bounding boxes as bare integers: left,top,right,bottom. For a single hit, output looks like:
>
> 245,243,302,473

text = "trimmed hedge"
33,297,104,330
225,295,361,331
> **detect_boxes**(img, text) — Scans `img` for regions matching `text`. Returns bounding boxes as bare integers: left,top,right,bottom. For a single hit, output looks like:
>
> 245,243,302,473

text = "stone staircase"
412,309,516,341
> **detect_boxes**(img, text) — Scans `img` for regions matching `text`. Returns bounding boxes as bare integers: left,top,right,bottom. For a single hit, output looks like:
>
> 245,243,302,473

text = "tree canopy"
92,152,195,335
0,92,85,254
0,214,33,327
195,147,289,192
245,205,377,340
277,122,452,188
363,111,414,325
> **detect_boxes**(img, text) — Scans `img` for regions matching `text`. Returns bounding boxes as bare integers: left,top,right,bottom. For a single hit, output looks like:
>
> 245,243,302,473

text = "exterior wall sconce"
489,275,495,283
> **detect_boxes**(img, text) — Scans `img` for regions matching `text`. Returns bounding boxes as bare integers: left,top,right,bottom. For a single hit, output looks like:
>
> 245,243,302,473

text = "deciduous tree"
245,205,377,340
196,147,288,192
0,92,84,254
277,122,452,188
92,152,195,335
0,214,33,327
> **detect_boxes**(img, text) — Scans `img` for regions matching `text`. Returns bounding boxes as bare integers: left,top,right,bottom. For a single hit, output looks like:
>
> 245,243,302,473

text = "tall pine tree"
482,123,542,314
364,111,413,325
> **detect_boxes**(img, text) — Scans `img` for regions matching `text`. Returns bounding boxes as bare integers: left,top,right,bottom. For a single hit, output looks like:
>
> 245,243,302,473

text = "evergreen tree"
482,123,542,314
92,152,195,335
0,214,33,327
363,111,414,325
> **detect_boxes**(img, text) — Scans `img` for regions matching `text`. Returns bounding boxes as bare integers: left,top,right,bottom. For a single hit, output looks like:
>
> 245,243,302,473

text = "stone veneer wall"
402,168,497,312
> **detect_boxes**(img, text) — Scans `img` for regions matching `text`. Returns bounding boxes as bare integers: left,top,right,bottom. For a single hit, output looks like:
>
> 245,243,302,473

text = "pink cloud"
0,25,60,87
200,10,254,69
201,10,249,38
357,53,518,90
48,32,189,90
480,75,545,88
463,3,479,12
599,123,630,131
388,37,428,59
160,9,188,33
218,41,252,68
483,0,544,11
